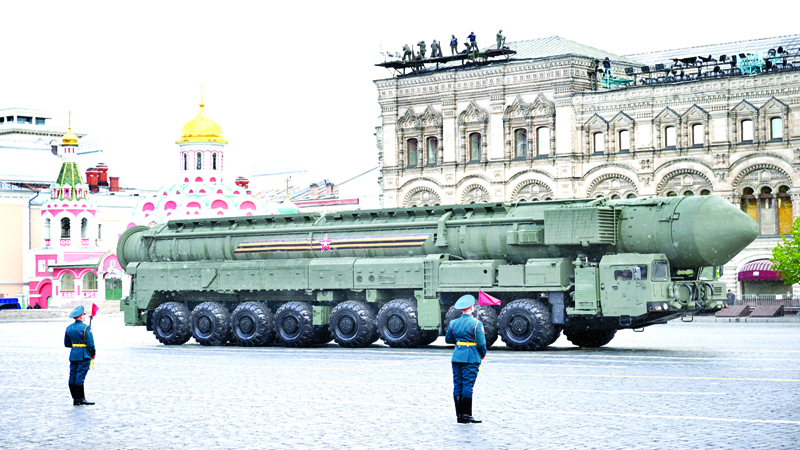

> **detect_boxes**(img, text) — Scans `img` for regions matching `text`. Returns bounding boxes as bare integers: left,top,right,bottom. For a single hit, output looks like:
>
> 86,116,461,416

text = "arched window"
692,124,704,146
61,218,70,238
81,218,88,238
742,186,792,235
196,153,202,170
514,129,527,158
212,153,218,170
97,224,102,240
61,273,74,292
618,130,630,151
771,117,783,140
44,219,51,240
469,133,481,161
664,126,677,147
183,153,187,170
666,191,677,197
426,137,438,165
741,120,754,142
593,132,604,153
536,127,550,157
626,193,637,199
83,273,97,291
683,191,694,196
741,187,758,222
778,186,793,234
407,139,418,166
700,189,711,196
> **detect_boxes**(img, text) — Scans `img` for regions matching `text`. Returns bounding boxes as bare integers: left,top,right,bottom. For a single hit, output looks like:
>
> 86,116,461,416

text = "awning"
738,260,783,281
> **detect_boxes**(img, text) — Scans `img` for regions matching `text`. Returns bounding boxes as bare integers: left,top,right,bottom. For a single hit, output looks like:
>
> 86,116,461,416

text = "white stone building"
374,34,800,297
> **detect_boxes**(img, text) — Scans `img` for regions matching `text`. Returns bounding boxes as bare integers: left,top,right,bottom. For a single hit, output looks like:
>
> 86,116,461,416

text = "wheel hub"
159,316,174,333
282,316,299,334
387,314,405,335
198,316,212,334
510,315,531,337
339,316,355,335
239,316,254,334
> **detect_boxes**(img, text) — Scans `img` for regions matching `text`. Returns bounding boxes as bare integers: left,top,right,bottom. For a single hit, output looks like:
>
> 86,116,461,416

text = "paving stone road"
1,315,799,449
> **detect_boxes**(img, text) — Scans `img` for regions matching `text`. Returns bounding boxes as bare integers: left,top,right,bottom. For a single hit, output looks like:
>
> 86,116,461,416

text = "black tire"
377,299,422,348
443,305,499,348
564,329,617,348
230,302,275,347
497,299,554,351
152,302,192,345
418,330,440,346
546,327,562,346
190,302,231,346
329,301,378,348
274,302,316,347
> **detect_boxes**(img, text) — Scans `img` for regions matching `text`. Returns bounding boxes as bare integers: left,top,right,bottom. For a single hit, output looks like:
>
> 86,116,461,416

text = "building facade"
375,35,800,296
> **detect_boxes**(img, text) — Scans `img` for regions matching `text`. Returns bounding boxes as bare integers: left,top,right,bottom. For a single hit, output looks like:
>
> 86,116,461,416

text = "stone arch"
460,184,491,204
454,174,492,189
512,180,554,202
458,100,488,126
732,163,792,190
586,173,638,198
403,186,442,207
656,168,713,196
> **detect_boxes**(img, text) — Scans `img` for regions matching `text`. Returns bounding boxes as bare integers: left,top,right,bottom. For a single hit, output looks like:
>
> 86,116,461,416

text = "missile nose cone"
674,195,759,267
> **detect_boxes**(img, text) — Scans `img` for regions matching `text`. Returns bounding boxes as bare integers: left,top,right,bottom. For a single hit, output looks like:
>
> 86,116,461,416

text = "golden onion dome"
176,102,228,144
62,127,79,146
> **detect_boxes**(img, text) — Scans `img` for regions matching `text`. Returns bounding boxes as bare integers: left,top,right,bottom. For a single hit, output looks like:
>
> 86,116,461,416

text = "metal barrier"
734,295,800,308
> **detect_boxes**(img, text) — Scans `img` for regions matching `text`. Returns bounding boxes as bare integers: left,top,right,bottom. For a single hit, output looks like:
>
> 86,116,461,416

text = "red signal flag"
478,291,501,306
91,303,99,317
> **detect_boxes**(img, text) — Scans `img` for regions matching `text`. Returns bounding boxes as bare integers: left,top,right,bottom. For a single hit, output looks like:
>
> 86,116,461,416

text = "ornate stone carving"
403,187,442,207
512,180,554,202
587,174,638,198
461,184,490,203
656,169,713,196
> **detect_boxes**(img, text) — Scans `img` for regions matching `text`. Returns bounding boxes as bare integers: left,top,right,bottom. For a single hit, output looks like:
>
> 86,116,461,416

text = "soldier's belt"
456,341,476,346
72,344,87,347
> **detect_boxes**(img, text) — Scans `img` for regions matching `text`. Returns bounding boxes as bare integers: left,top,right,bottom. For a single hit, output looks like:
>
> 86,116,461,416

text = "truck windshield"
698,266,717,281
652,261,669,281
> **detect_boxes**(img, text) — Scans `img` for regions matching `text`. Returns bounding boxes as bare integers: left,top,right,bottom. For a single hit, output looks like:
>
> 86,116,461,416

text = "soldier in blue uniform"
445,294,487,424
64,306,96,406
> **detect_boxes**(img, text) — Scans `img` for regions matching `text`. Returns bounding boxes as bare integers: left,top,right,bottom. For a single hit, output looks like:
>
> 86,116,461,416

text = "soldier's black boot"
461,397,481,423
69,384,80,406
75,385,95,406
454,396,466,423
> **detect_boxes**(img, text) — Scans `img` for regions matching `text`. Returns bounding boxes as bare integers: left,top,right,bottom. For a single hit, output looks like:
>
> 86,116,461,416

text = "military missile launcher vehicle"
118,195,757,350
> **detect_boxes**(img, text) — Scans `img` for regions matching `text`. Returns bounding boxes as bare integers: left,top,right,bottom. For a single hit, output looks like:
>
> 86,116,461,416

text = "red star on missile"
319,234,332,251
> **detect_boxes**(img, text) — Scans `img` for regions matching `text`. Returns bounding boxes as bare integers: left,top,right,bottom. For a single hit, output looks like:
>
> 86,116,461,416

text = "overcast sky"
2,1,797,191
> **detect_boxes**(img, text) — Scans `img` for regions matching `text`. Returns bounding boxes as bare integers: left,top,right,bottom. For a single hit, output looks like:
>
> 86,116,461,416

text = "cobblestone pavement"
1,316,799,449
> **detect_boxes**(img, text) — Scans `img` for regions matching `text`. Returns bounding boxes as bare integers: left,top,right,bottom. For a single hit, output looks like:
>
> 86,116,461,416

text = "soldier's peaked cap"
455,295,476,310
69,305,85,318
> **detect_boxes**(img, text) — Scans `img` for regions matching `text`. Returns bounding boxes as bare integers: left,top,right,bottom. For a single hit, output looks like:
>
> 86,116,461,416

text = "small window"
614,269,632,281
683,191,694,196
61,218,70,238
183,153,188,170
469,133,481,161
593,132,604,153
212,153,218,170
61,273,75,292
44,219,51,240
741,120,753,142
35,118,45,125
664,126,676,147
619,130,630,151
97,224,102,240
652,261,669,281
81,218,88,238
514,129,527,157
407,139,418,166
83,273,97,291
537,127,550,157
771,117,783,140
426,137,438,164
196,153,202,170
692,124,704,146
